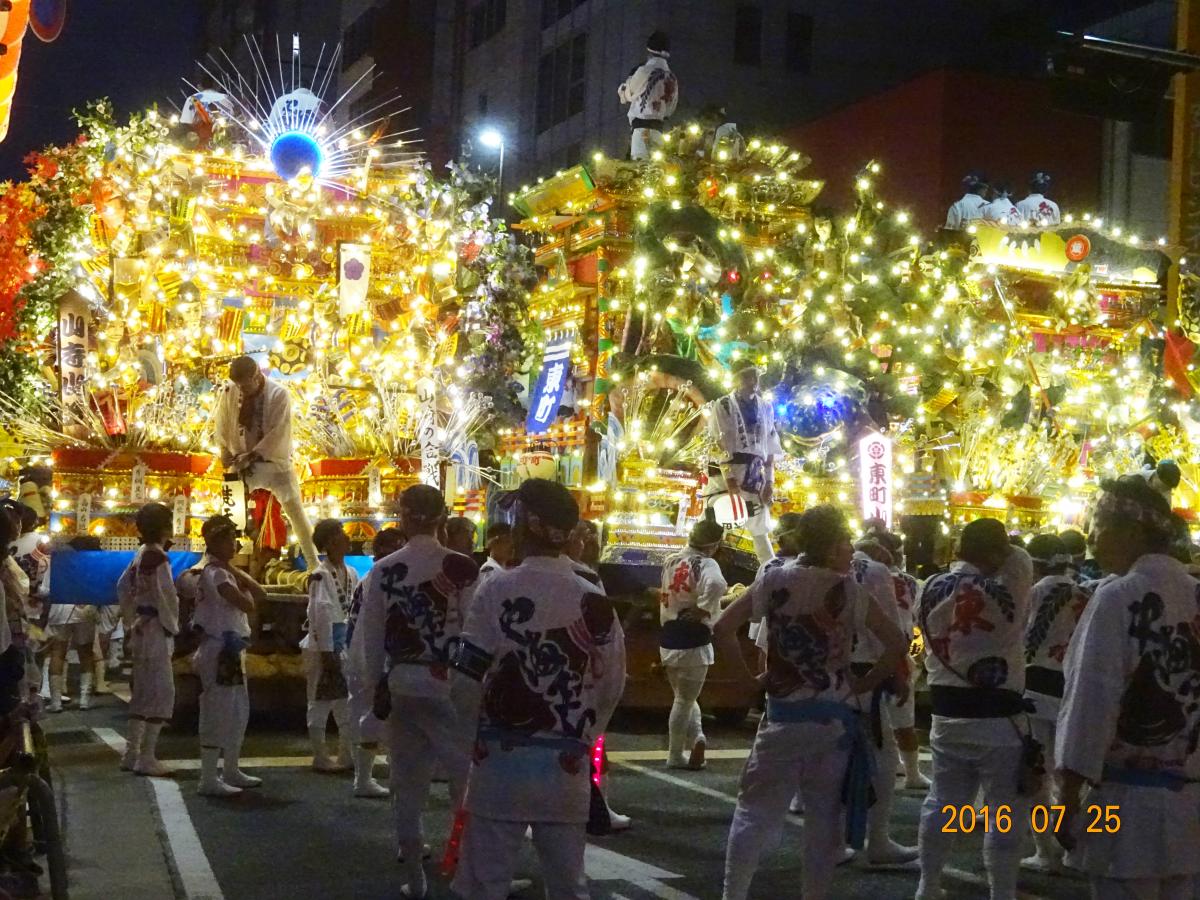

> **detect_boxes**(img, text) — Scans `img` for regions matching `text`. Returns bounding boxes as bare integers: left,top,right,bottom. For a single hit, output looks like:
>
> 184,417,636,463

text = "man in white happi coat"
342,527,404,800
915,517,1031,900
618,31,678,160
715,504,908,900
115,503,179,777
945,172,990,230
193,516,266,797
451,479,626,900
1057,477,1200,900
1020,532,1096,874
213,355,318,569
352,484,479,899
1016,171,1061,227
707,365,783,563
850,541,918,864
659,518,727,770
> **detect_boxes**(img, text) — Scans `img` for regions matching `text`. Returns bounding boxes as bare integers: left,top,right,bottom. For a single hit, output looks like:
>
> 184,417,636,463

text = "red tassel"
440,807,469,878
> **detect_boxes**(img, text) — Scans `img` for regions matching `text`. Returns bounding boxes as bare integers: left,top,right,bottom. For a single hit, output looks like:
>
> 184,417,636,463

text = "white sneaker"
353,779,389,799
905,771,932,790
198,778,242,798
608,810,632,831
507,879,533,896
311,756,344,773
223,770,262,789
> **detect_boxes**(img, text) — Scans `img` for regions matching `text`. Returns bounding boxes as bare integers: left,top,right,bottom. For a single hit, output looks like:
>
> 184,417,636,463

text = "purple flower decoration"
343,258,366,281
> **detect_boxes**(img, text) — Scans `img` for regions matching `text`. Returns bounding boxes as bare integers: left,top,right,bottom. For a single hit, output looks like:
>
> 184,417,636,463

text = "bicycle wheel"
26,776,67,900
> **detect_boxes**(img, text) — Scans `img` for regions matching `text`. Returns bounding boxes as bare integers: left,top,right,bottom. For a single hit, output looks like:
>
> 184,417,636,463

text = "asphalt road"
45,688,1092,900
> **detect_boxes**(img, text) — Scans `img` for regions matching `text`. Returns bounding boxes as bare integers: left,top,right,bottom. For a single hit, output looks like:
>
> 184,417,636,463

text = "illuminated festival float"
507,124,1186,571
0,39,1193,713
0,41,533,710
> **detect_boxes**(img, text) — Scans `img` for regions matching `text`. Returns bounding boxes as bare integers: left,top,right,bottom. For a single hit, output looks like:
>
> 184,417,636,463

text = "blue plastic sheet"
47,549,203,607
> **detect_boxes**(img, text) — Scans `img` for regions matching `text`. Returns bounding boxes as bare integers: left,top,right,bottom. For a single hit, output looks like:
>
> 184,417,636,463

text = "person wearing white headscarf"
1056,477,1200,900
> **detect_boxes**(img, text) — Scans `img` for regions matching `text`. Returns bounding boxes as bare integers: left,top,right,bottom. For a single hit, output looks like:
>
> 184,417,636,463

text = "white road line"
586,845,701,900
613,760,753,808
91,726,127,756
149,777,225,900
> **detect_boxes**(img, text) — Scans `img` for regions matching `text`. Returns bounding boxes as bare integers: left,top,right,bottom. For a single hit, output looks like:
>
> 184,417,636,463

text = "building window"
469,0,507,49
541,0,586,29
536,33,587,132
785,13,813,73
733,5,762,66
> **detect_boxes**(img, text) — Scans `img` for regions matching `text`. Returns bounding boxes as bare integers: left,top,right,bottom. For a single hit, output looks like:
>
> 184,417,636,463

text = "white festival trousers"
386,693,471,861
193,639,249,756
723,719,850,900
665,663,707,763
302,650,351,739
129,626,175,721
918,734,1026,900
453,816,588,900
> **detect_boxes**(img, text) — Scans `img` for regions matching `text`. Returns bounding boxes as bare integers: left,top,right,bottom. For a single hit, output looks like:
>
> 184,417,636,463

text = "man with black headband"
659,519,727,770
708,365,783,562
1056,476,1200,898
1020,533,1096,874
352,484,479,899
915,517,1028,900
451,479,625,900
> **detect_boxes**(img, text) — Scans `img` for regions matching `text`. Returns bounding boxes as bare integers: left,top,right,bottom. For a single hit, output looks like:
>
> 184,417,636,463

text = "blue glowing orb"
270,131,324,181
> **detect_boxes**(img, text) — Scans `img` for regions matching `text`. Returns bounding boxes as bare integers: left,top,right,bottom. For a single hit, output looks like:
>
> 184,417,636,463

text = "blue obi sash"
765,697,875,849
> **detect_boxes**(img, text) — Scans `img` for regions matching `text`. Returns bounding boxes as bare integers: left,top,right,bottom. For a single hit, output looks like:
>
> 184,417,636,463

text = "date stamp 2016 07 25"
940,805,1121,834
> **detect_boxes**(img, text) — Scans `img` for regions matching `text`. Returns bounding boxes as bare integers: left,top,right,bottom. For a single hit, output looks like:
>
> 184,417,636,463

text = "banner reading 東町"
858,431,893,529
525,343,572,435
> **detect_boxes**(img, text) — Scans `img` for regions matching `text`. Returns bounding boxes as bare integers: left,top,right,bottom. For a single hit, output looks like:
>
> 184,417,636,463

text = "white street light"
478,126,505,196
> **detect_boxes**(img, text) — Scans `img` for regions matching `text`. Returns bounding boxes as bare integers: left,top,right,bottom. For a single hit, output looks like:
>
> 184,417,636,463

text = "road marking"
586,845,700,900
149,777,225,900
612,760,749,807
91,726,127,756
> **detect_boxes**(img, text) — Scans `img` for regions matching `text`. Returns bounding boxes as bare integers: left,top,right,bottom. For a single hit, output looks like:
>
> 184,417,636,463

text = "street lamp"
478,126,505,196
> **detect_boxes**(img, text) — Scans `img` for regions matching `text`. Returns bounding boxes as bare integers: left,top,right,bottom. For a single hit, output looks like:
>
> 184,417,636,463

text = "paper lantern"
29,0,66,42
0,1,29,45
0,0,29,144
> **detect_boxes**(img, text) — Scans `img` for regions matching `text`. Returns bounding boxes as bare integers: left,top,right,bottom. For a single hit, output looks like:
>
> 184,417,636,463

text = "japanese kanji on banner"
858,431,893,529
525,343,572,435
220,474,248,532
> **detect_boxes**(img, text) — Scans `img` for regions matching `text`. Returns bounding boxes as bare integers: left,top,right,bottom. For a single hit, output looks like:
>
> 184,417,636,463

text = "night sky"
0,1,203,179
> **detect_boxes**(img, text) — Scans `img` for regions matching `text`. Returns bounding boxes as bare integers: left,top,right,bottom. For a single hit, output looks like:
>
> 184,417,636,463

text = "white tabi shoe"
865,838,920,867
197,748,241,798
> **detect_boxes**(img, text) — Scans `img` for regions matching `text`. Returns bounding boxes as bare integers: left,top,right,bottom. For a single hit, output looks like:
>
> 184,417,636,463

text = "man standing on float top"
213,355,319,570
708,365,782,563
618,31,678,161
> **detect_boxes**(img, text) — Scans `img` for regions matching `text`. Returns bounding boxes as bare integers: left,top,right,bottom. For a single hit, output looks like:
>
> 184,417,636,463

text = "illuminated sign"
858,431,893,529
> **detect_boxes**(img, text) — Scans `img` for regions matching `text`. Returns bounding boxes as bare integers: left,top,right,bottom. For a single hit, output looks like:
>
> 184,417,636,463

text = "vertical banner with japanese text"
525,343,572,435
858,431,893,529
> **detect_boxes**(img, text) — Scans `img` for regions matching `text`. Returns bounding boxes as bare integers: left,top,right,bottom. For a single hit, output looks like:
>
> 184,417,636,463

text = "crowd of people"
0,462,1194,899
